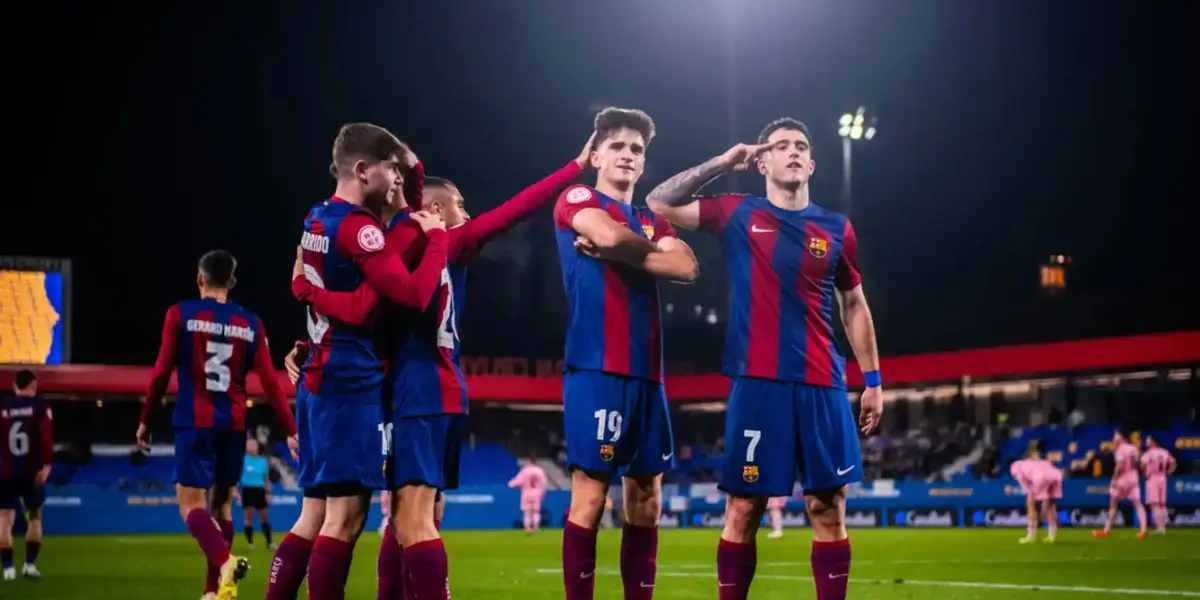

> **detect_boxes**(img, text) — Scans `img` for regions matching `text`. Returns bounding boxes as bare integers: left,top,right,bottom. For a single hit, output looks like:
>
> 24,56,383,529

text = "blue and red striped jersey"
698,194,862,388
0,395,53,482
141,298,294,433
554,184,676,383
297,162,582,416
298,197,389,401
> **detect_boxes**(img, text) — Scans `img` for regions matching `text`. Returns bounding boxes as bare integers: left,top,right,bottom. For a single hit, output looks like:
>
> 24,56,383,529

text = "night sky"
7,0,1192,370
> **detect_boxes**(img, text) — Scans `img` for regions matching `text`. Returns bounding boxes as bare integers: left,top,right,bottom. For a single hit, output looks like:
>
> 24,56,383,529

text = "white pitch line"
534,569,1200,597
658,556,1183,569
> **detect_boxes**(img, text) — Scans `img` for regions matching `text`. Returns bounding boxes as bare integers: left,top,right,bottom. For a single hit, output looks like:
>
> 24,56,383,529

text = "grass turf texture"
2,528,1198,599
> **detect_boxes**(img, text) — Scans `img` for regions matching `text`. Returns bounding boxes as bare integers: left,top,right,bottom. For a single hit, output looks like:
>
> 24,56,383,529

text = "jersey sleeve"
652,215,679,242
336,211,448,310
292,277,381,326
457,161,583,261
835,219,863,291
696,194,749,235
403,161,425,209
40,402,54,459
552,184,604,231
251,319,297,437
141,304,181,425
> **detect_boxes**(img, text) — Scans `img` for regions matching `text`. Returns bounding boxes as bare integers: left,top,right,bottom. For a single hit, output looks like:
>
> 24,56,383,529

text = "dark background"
6,0,1193,369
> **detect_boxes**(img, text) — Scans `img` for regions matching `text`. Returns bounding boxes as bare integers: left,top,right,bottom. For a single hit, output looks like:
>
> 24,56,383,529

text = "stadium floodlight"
838,107,877,141
838,106,877,216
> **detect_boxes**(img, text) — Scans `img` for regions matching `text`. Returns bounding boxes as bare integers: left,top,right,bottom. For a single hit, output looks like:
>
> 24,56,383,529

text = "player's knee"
176,486,207,516
568,470,609,527
322,497,368,540
722,496,766,542
292,502,326,538
805,487,847,534
622,474,662,527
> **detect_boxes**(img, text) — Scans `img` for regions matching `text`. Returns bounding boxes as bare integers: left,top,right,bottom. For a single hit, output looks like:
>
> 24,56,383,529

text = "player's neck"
765,182,811,211
596,180,634,204
332,181,366,206
200,289,228,303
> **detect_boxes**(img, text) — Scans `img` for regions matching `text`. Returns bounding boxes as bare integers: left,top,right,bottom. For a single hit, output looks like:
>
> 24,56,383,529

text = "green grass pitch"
3,528,1198,599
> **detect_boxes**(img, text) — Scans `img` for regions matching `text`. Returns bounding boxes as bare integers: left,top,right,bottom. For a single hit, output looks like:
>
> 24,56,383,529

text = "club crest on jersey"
742,465,759,483
358,225,386,252
600,444,615,462
808,237,829,259
641,224,655,239
566,187,592,204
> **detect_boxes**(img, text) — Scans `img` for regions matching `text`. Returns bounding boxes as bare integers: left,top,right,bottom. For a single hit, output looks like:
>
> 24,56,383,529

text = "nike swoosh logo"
580,571,595,579
829,573,849,579
837,466,856,476
640,583,654,588
662,453,674,461
751,225,774,233
718,582,736,587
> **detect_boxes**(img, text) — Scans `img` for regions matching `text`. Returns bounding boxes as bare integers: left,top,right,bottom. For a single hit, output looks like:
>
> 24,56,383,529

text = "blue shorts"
718,378,863,497
0,478,44,511
295,388,318,491
389,414,468,491
174,428,245,489
307,392,386,492
563,369,674,477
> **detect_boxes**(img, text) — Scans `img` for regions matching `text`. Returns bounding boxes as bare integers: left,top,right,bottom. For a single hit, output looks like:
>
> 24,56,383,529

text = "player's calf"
722,495,767,544
567,470,610,528
804,487,852,600
319,493,370,542
0,509,14,580
805,487,848,542
393,484,438,547
621,474,662,599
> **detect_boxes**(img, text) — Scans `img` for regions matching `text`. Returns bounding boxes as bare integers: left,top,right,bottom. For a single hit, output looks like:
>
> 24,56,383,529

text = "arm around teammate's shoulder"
339,210,446,310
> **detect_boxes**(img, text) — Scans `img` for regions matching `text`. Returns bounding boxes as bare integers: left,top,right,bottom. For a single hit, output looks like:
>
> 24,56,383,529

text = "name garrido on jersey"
187,319,255,343
301,231,331,254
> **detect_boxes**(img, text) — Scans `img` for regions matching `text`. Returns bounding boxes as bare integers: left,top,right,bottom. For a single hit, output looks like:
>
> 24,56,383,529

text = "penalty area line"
533,568,1200,597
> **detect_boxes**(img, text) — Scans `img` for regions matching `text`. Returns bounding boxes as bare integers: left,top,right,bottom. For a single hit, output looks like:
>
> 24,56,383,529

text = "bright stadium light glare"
838,106,878,142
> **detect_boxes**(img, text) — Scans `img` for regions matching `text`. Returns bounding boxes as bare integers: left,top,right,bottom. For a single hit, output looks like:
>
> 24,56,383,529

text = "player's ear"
227,276,237,291
808,159,816,177
589,150,601,169
353,159,370,182
757,158,768,176
196,272,205,291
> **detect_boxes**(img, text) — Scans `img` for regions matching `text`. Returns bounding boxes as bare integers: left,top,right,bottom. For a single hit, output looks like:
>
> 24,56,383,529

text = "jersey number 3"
205,341,234,392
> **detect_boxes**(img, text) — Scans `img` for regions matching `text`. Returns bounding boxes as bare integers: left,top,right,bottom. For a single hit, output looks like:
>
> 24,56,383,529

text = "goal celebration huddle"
134,107,886,600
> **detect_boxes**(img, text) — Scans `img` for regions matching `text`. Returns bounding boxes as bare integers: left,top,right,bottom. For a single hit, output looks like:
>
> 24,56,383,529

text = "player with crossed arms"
555,107,699,600
136,250,298,600
293,133,594,600
647,117,883,600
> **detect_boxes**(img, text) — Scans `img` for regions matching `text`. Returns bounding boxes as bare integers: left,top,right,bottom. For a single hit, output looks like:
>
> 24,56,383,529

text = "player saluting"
0,370,52,581
136,250,298,600
1010,440,1063,543
294,133,594,600
1141,435,1176,535
291,123,448,600
1095,429,1149,538
554,107,698,600
646,117,883,600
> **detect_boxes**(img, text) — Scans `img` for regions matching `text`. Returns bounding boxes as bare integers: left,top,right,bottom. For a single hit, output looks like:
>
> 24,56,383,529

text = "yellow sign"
0,271,60,364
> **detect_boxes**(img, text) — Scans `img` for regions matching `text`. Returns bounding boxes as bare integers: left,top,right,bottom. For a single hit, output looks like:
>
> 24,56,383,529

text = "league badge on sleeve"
808,236,829,259
742,465,759,483
358,225,386,252
566,187,592,204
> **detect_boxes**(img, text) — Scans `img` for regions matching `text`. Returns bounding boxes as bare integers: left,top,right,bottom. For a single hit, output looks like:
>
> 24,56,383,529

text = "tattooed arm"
645,143,770,230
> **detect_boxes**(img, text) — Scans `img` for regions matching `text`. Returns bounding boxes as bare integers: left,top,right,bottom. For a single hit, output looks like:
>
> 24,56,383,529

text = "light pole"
837,107,877,217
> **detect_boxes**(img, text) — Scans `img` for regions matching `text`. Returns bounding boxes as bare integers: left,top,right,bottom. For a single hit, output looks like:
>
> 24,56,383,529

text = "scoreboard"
0,256,71,365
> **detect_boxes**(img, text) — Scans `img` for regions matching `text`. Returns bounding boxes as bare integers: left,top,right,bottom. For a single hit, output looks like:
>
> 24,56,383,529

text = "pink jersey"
1140,447,1175,479
509,464,547,501
1113,442,1141,483
1010,458,1063,500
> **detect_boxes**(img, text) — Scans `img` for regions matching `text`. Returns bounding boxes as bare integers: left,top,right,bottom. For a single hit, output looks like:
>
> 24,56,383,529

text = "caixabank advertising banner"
887,507,959,527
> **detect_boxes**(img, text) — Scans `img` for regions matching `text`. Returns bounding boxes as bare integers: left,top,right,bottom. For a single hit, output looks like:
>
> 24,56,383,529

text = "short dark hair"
199,250,237,288
1032,439,1046,455
424,176,456,190
593,107,656,148
757,117,813,147
13,369,36,391
331,123,404,177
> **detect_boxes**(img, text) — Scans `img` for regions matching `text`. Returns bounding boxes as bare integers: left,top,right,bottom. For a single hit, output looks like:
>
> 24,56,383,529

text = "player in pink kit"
1140,435,1176,534
1009,441,1062,544
1094,430,1148,538
765,497,788,539
508,461,548,534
